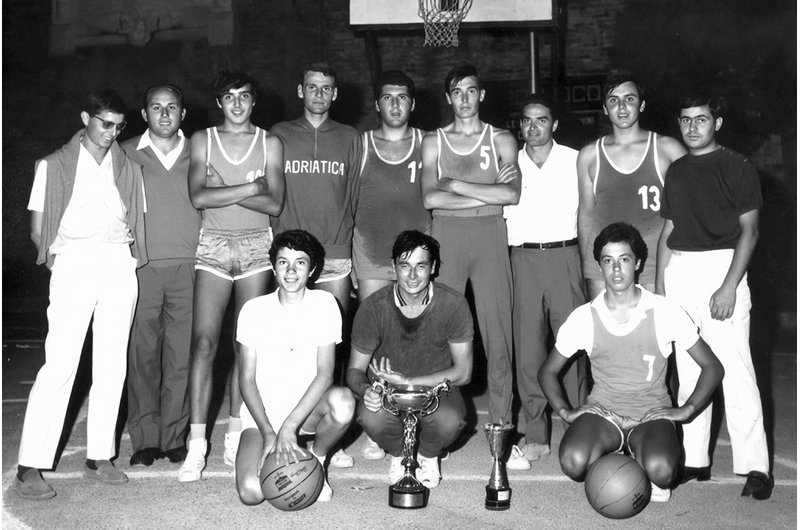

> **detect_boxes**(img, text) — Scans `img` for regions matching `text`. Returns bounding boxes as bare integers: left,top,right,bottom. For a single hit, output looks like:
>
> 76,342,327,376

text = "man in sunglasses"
15,89,147,500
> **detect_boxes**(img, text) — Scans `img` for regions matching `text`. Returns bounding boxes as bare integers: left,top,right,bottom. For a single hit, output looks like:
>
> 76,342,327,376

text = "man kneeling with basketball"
347,231,473,488
539,222,723,502
235,230,355,505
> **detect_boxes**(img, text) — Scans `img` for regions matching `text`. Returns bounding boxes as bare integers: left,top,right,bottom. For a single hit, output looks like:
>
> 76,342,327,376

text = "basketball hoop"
418,0,474,47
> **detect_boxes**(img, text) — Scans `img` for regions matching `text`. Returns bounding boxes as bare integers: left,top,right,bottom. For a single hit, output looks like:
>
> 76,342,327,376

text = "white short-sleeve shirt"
555,287,700,359
237,288,342,429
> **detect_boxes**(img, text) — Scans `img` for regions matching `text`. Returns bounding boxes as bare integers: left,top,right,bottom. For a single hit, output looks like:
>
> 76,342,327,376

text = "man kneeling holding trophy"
347,231,473,494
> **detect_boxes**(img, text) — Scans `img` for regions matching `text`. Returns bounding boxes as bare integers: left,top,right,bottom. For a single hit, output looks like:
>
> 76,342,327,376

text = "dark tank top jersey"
434,124,502,218
587,132,664,284
353,128,430,268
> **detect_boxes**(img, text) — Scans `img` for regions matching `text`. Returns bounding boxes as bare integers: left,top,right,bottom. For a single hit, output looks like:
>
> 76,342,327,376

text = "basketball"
584,454,651,519
260,451,324,511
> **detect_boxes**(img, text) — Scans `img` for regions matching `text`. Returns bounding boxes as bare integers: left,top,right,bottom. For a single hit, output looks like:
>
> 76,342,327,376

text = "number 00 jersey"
353,128,430,280
585,131,665,284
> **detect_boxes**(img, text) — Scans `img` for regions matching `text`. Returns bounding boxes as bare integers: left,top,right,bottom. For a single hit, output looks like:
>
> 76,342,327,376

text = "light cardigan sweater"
35,129,148,269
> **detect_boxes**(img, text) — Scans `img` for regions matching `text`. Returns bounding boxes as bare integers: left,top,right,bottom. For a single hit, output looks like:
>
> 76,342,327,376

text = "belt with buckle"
519,239,578,250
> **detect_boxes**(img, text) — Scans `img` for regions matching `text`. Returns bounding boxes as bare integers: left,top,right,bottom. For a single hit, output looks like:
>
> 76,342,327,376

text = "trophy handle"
419,379,451,417
371,379,400,416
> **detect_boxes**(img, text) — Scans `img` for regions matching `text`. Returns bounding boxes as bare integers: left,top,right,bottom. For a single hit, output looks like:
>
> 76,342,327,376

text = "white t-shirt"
504,141,579,245
236,288,342,430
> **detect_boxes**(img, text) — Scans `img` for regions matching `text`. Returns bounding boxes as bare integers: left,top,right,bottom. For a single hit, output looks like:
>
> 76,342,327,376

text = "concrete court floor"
2,315,796,530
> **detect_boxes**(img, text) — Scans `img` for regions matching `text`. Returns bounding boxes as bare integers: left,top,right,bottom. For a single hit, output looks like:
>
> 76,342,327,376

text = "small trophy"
372,379,450,509
484,422,514,511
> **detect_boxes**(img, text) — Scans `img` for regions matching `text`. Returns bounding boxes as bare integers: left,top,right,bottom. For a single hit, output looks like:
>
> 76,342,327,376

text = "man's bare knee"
192,335,218,362
328,387,355,426
237,477,265,506
560,449,590,481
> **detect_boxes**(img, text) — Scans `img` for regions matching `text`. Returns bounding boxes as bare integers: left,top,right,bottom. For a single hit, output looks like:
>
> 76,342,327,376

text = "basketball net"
418,0,474,47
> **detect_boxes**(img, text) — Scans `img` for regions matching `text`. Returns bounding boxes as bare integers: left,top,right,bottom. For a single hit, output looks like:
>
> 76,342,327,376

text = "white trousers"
665,249,768,474
18,245,138,468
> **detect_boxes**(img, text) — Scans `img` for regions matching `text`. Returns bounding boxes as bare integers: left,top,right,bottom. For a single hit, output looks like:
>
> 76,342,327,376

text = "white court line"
774,455,797,470
30,470,797,487
3,399,29,403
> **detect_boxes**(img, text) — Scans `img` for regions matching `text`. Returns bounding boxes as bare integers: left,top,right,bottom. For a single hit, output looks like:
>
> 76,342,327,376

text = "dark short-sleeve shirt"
351,282,473,378
661,147,762,251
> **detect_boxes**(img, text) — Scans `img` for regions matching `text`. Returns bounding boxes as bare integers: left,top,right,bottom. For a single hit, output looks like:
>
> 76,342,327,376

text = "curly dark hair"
592,222,648,266
269,230,325,278
211,70,258,101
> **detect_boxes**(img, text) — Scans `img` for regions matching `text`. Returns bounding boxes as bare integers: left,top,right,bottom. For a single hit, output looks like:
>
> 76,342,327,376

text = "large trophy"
484,422,514,510
371,378,450,509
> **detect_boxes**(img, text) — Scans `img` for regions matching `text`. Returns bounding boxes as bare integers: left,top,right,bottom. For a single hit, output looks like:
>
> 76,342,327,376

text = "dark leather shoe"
163,446,189,463
741,470,773,500
130,447,164,467
680,465,711,484
84,460,128,485
14,469,56,500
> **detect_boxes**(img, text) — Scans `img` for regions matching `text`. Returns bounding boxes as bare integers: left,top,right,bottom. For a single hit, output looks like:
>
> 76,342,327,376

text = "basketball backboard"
349,0,556,29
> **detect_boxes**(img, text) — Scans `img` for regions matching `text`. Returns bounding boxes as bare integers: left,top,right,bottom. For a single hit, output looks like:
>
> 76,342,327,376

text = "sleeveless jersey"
201,126,271,230
434,124,502,218
587,131,664,284
587,303,670,419
353,129,430,274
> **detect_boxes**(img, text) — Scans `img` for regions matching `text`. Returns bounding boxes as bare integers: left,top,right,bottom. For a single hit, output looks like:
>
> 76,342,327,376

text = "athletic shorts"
315,258,352,284
195,228,272,281
592,411,674,458
352,241,395,282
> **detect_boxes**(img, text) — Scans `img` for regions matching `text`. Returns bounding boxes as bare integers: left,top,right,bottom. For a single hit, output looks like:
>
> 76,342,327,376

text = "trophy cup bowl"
484,422,514,511
372,379,450,509
384,385,437,412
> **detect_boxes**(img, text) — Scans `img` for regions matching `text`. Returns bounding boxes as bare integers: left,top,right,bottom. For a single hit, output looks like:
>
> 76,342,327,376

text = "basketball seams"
585,454,651,519
260,452,324,510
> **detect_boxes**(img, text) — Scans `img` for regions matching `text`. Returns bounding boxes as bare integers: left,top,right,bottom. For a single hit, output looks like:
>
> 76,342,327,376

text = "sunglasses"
92,115,127,132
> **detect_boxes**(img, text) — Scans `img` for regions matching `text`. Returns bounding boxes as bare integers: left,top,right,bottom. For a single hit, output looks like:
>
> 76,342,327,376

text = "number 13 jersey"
587,131,665,285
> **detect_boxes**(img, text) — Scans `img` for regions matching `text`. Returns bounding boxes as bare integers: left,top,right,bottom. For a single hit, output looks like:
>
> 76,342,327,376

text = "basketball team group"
13,60,773,507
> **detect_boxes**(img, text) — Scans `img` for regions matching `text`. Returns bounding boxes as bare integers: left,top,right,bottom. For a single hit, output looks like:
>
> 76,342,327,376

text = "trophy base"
485,485,511,511
389,481,430,509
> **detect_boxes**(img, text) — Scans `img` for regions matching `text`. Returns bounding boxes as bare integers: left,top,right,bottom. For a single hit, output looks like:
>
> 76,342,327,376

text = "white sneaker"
389,456,405,484
519,442,551,461
223,431,240,466
417,454,440,489
178,439,207,482
363,437,385,460
329,448,354,468
650,482,671,502
309,451,333,502
506,445,532,470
